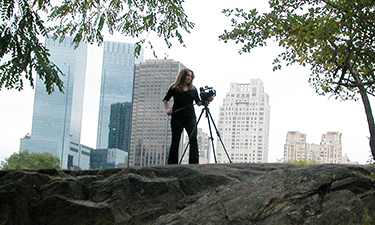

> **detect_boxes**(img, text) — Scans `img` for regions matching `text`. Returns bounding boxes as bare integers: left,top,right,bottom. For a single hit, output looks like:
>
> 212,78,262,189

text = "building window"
252,87,257,97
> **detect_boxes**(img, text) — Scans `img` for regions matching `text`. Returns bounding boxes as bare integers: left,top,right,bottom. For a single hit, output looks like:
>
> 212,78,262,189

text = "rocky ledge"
0,163,375,225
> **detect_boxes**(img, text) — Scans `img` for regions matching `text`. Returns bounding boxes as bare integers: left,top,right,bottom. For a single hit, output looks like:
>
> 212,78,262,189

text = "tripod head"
202,99,211,107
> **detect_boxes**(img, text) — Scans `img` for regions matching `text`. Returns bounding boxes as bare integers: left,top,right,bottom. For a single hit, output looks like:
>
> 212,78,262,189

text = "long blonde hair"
171,68,194,91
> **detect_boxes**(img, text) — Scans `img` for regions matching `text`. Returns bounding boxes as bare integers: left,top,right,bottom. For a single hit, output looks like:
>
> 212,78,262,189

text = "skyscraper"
20,36,89,169
108,102,132,151
96,41,144,149
216,79,270,163
129,59,185,166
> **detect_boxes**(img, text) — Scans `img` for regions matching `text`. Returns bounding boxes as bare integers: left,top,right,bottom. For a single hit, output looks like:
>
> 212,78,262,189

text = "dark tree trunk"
351,68,375,160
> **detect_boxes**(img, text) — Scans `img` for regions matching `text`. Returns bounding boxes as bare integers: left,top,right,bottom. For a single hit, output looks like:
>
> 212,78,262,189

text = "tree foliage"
285,159,317,166
0,0,194,93
219,0,375,159
0,0,63,94
0,149,61,169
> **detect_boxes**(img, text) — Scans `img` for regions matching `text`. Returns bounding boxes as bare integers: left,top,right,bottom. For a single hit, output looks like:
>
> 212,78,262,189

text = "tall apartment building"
96,41,144,149
20,36,90,169
320,132,342,163
216,79,270,163
284,131,343,163
128,59,185,166
284,131,307,161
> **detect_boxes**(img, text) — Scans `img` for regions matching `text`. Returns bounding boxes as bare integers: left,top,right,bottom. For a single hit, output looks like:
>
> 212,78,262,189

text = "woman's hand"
164,100,172,115
197,97,214,107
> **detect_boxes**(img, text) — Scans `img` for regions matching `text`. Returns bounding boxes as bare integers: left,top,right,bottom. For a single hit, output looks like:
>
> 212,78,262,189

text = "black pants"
168,115,199,164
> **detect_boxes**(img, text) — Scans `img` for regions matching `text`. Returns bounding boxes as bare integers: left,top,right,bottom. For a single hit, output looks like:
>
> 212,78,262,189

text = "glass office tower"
96,41,144,150
129,59,185,166
20,36,89,169
108,102,132,151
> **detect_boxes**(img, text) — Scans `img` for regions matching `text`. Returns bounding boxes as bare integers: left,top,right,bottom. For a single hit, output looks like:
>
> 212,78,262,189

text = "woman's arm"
163,100,172,115
163,87,173,116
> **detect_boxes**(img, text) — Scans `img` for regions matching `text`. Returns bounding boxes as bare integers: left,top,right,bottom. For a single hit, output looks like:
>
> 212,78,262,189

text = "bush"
1,150,61,169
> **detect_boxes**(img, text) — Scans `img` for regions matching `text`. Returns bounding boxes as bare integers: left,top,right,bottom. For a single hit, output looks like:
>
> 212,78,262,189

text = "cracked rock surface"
0,163,374,225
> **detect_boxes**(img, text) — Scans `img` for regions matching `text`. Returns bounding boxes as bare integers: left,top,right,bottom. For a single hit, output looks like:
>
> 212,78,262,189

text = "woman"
163,68,202,164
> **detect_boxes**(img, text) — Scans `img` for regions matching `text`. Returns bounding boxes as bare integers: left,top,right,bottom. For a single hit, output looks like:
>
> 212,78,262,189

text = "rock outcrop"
0,163,374,224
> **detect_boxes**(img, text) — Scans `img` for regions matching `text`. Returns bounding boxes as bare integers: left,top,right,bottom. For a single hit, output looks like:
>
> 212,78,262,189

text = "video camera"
200,86,216,106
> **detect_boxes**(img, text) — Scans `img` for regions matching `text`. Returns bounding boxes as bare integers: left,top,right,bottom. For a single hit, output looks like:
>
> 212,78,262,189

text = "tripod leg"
206,108,232,163
178,108,205,164
205,108,217,163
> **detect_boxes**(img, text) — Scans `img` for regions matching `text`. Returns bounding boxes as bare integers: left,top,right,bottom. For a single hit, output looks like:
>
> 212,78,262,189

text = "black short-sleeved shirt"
163,86,201,118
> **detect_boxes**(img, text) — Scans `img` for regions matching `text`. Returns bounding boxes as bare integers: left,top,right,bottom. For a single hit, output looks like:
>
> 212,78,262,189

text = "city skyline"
284,131,345,164
1,0,373,165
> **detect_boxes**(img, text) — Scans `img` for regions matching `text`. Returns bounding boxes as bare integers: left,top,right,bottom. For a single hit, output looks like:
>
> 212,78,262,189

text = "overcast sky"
0,0,373,164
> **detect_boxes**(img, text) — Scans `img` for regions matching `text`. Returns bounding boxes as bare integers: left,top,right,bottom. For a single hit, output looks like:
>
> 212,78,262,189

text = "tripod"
179,101,232,164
